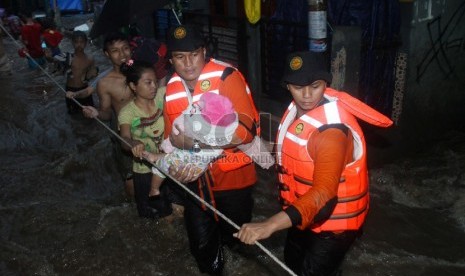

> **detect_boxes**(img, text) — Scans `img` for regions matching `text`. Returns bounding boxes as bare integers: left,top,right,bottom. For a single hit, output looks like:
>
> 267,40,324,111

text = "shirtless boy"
80,32,133,120
78,32,134,196
65,31,98,114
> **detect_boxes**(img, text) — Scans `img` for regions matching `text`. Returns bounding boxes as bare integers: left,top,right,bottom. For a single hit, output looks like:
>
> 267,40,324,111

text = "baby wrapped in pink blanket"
153,92,274,180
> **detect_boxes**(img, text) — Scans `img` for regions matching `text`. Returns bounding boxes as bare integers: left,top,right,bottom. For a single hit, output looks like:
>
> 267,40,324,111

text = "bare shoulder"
97,73,115,95
97,71,126,96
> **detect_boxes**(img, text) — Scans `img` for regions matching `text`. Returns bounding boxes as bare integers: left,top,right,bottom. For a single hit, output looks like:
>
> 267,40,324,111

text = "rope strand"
0,23,297,276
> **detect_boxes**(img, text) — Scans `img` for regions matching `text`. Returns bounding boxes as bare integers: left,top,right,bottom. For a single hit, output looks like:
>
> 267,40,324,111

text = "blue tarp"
50,0,83,11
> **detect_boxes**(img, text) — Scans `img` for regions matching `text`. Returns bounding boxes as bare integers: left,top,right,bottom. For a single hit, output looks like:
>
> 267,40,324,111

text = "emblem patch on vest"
295,123,304,134
200,80,211,91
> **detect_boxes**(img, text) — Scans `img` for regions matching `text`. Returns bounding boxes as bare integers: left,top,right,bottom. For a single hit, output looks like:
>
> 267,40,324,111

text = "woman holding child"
118,60,172,219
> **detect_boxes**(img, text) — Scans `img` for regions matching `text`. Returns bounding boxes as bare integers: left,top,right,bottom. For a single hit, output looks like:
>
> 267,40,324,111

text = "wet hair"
103,32,128,52
72,30,88,42
120,60,154,86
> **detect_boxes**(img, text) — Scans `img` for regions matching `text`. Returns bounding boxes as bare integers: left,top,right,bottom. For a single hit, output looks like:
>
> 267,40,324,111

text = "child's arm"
142,151,166,163
66,86,94,99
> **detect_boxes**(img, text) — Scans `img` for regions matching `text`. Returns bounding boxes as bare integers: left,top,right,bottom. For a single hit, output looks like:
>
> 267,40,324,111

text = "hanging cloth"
244,0,261,24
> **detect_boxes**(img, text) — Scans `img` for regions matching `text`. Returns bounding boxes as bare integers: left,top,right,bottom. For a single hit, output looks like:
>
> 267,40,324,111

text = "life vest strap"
198,173,219,221
337,189,368,203
294,175,313,186
238,118,258,137
330,205,367,220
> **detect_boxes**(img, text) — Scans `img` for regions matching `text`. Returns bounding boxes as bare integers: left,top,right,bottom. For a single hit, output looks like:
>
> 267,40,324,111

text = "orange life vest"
164,58,260,173
276,88,393,233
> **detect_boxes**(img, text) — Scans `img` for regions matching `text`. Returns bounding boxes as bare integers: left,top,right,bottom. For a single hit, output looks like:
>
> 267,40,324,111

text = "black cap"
166,25,205,52
281,51,332,87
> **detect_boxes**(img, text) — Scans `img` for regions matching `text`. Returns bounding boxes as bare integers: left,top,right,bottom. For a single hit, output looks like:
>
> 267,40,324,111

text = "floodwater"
1,14,465,276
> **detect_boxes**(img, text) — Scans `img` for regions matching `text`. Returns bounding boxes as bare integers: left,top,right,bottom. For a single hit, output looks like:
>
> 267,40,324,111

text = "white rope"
171,8,182,25
0,23,297,276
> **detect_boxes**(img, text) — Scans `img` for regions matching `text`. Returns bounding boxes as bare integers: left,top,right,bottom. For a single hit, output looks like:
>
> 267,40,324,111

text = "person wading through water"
235,51,393,276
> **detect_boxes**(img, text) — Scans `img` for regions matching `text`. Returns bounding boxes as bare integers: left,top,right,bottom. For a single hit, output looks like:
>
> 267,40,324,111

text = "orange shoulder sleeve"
219,71,256,144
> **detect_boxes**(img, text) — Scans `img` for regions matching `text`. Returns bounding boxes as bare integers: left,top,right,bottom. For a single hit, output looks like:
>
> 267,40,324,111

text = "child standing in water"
65,31,98,114
118,60,172,219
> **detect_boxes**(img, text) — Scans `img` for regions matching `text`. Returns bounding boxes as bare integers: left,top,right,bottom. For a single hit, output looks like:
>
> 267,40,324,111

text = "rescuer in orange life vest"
164,24,261,275
235,51,393,275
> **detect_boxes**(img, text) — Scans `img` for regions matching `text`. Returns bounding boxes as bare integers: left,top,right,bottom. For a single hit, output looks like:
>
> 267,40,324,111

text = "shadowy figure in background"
64,31,97,115
19,10,45,70
0,19,12,77
41,17,65,74
3,8,22,40
131,35,170,87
